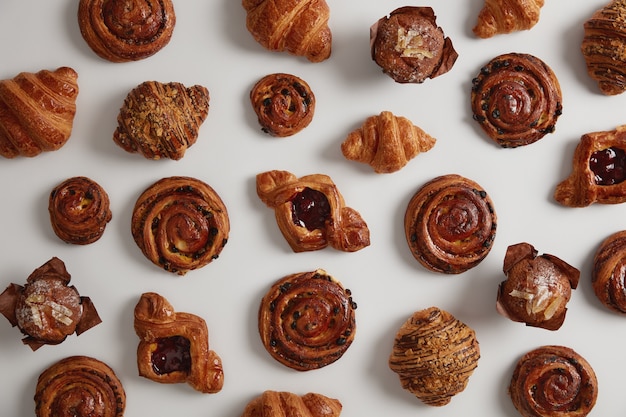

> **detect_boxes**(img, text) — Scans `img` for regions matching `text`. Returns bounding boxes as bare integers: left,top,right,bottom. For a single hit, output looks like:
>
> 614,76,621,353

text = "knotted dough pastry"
241,391,342,417
473,0,545,38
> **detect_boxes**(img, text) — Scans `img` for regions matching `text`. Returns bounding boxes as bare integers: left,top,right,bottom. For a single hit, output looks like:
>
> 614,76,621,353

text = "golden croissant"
473,0,544,38
0,67,78,158
341,111,435,173
242,0,331,62
241,391,342,417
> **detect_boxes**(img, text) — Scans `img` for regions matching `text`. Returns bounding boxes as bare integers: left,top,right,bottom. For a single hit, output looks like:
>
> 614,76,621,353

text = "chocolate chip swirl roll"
78,0,176,62
471,53,563,148
509,345,598,417
35,355,126,417
131,176,229,275
250,73,315,137
258,269,357,371
592,230,626,313
404,174,497,274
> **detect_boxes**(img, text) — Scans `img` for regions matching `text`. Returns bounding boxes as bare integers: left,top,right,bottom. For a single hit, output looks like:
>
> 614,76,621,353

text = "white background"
1,1,625,416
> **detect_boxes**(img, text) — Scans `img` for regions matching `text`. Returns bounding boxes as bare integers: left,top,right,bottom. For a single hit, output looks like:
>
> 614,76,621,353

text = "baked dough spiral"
258,269,357,371
592,230,626,313
404,174,497,274
241,391,342,417
78,0,176,62
471,53,563,148
131,176,229,275
473,0,545,39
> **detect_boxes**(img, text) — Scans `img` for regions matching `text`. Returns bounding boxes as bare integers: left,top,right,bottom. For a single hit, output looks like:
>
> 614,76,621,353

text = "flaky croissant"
473,0,545,38
241,391,342,417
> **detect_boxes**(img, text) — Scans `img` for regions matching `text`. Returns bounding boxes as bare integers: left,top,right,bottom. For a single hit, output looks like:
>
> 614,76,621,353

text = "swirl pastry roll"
258,269,357,371
471,53,562,148
35,355,126,417
131,176,229,275
473,0,545,39
592,230,626,313
241,391,342,417
48,176,112,245
404,174,497,274
78,0,176,62
509,345,598,417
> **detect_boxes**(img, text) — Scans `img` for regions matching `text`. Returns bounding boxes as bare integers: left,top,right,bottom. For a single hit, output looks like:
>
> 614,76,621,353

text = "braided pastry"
241,391,342,417
592,230,626,313
473,0,545,38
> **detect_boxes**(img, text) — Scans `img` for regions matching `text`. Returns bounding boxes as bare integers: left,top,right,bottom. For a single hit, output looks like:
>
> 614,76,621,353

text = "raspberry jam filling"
590,147,626,185
151,335,191,375
290,187,331,231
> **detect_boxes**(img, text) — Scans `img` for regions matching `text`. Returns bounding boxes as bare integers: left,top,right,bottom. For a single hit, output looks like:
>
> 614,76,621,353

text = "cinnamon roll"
404,174,497,274
258,269,357,371
592,230,626,313
131,176,229,275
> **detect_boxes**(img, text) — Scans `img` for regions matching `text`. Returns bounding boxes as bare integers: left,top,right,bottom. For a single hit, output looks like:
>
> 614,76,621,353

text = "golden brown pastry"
241,391,342,417
258,269,357,371
242,0,331,62
592,230,626,313
256,170,370,253
131,176,229,275
0,257,101,350
48,176,112,245
134,292,224,393
555,125,626,207
0,67,78,158
113,80,210,160
341,111,436,173
370,6,458,84
509,345,598,417
473,0,545,38
250,73,315,137
404,174,497,274
389,307,480,407
77,0,176,63
471,53,563,148
35,355,126,417
497,243,580,331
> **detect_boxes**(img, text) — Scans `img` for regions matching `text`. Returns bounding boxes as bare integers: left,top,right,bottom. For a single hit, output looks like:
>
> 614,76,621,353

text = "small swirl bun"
593,230,626,313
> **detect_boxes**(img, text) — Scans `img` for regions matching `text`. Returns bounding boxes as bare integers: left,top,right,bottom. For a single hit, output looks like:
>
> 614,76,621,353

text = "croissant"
592,230,626,313
242,0,331,62
113,80,210,160
473,0,545,38
241,391,342,417
0,67,78,158
341,111,436,173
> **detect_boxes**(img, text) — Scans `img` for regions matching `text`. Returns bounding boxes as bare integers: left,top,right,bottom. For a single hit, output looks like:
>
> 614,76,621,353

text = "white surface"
0,1,624,416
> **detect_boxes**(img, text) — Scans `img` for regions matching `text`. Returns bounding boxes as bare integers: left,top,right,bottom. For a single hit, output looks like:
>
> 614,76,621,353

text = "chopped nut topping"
395,28,433,59
25,294,74,328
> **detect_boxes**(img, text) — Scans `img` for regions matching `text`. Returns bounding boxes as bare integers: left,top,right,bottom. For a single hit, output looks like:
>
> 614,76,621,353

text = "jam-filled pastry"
134,292,224,393
496,243,580,331
241,391,342,417
48,176,112,245
35,355,126,417
509,345,598,417
258,270,357,371
242,0,331,62
404,174,497,274
389,307,480,407
113,80,210,160
250,73,315,137
131,176,229,275
0,67,78,158
0,257,101,350
256,170,370,253
473,0,545,39
592,230,626,313
471,53,563,148
341,111,436,173
555,125,626,207
78,0,176,63
370,6,458,84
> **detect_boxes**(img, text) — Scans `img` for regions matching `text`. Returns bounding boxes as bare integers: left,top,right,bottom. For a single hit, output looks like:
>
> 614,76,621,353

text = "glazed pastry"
35,355,126,417
555,125,626,207
250,73,315,137
370,6,458,84
471,53,563,148
389,307,480,406
592,230,626,313
404,174,497,274
497,243,580,331
0,257,101,350
48,176,112,245
113,80,210,160
134,292,224,393
0,67,78,158
582,0,626,95
509,345,598,417
78,0,176,63
131,176,229,275
258,270,357,371
241,391,342,417
473,0,545,38
256,170,370,253
242,0,331,62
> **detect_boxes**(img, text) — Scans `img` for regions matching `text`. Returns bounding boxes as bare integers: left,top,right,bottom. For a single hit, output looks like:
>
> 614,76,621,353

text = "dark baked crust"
592,230,626,313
